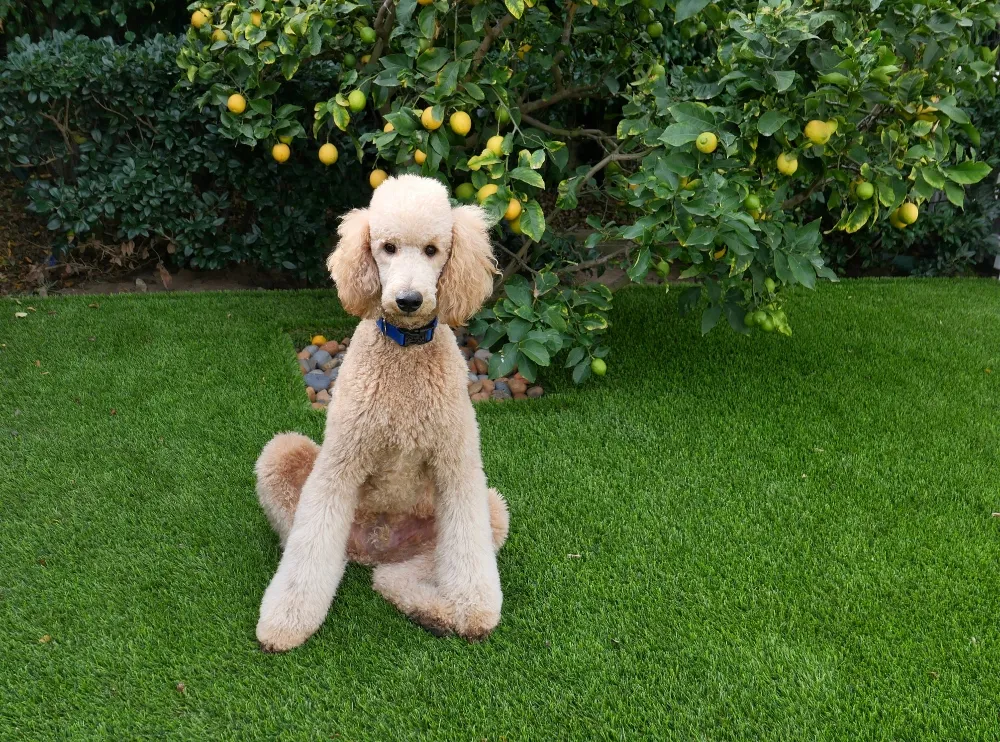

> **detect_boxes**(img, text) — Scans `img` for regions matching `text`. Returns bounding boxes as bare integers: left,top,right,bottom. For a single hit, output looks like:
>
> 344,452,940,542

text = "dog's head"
326,174,497,328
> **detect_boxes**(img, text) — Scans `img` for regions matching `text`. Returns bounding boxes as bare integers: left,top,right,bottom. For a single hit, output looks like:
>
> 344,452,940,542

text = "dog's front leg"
432,441,502,641
256,447,364,652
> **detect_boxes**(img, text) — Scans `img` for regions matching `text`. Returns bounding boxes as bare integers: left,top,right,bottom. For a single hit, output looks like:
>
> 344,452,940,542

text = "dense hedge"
0,32,365,280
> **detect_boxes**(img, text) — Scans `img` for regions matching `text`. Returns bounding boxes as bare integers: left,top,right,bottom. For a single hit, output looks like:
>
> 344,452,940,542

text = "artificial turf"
1,280,999,740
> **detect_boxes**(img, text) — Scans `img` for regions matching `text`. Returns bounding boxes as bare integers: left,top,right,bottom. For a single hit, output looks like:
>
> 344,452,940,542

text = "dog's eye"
383,243,397,255
424,245,437,257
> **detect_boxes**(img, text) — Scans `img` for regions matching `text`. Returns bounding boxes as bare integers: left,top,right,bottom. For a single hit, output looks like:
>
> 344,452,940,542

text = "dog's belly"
349,449,436,564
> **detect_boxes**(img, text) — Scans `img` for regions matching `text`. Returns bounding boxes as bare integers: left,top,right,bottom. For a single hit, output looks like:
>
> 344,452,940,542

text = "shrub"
176,0,998,382
0,0,185,48
0,32,364,280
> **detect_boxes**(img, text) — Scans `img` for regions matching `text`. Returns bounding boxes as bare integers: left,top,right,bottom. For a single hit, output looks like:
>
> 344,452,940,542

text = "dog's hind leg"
371,554,456,636
255,432,320,546
487,488,510,553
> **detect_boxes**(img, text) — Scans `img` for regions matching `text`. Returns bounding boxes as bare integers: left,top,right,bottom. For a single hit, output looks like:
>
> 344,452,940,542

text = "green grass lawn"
2,280,999,740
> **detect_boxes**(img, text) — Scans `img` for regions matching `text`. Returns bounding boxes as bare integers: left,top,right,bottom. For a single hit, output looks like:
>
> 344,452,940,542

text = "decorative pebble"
304,370,331,391
297,331,551,404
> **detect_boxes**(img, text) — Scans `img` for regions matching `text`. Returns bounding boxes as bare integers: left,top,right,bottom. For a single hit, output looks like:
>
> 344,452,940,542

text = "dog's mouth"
381,306,437,329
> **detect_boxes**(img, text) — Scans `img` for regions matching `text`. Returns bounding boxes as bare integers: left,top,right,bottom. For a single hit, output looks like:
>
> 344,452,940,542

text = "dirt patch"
0,174,53,295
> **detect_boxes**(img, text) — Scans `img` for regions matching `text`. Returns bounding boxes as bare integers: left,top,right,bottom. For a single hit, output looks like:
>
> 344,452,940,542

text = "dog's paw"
256,612,317,653
453,604,500,642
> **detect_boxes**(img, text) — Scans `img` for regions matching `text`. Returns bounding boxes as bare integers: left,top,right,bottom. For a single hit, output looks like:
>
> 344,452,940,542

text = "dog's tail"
255,432,320,546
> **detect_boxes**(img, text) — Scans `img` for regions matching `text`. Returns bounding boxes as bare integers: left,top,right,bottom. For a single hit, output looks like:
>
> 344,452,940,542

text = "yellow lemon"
250,11,262,26
898,202,918,225
227,93,246,114
369,169,388,188
889,210,907,229
486,135,504,157
383,122,394,133
826,119,838,134
414,149,427,164
272,143,290,163
318,143,339,165
455,182,476,200
804,119,831,145
450,111,472,136
421,107,443,130
211,29,227,42
191,9,211,28
311,335,327,346
508,215,522,234
776,152,798,175
477,184,498,203
695,132,717,154
279,135,293,145
504,199,522,221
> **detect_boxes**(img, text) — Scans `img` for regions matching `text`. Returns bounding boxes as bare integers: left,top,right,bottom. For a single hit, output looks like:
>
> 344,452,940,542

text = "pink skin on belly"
346,513,436,565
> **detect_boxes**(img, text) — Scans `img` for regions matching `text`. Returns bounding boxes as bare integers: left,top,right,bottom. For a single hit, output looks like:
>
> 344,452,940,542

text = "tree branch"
491,237,534,299
781,176,829,210
556,245,631,276
519,84,599,115
519,113,611,143
369,0,396,68
578,149,652,188
551,1,578,91
473,13,515,69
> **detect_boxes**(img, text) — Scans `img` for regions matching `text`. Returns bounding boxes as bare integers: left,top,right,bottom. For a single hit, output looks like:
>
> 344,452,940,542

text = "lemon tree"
178,0,998,382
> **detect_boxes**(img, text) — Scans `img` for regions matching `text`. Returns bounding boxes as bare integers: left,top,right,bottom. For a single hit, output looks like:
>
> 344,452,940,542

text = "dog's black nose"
395,291,423,313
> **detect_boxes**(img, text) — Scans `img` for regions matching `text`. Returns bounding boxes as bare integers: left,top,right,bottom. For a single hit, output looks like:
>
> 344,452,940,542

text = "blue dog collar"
376,317,438,347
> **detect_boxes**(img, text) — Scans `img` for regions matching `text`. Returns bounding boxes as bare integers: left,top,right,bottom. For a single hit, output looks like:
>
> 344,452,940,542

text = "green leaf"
944,181,965,208
678,286,701,316
488,342,519,378
626,247,651,282
543,305,568,332
332,105,350,132
660,123,704,146
701,305,721,335
819,72,851,87
520,200,546,241
668,102,714,127
842,200,872,234
581,314,609,332
534,271,558,295
934,100,970,125
504,0,525,19
572,359,591,384
787,253,816,289
463,82,485,101
509,167,545,188
481,322,507,349
686,226,716,246
674,0,710,22
757,111,790,136
506,318,532,342
771,71,795,92
504,276,532,307
249,99,272,115
416,48,450,74
943,161,991,185
565,346,585,369
384,110,417,135
519,339,550,366
516,355,537,383
920,166,945,190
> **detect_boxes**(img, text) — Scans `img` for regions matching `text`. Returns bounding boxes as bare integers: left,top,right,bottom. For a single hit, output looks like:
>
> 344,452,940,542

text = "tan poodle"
254,174,509,651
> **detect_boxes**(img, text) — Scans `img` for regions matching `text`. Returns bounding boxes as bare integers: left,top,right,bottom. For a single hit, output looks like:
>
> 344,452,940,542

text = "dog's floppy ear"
327,208,380,318
438,205,498,326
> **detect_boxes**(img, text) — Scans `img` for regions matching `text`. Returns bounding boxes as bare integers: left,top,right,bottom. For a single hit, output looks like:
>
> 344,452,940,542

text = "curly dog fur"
254,175,508,650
